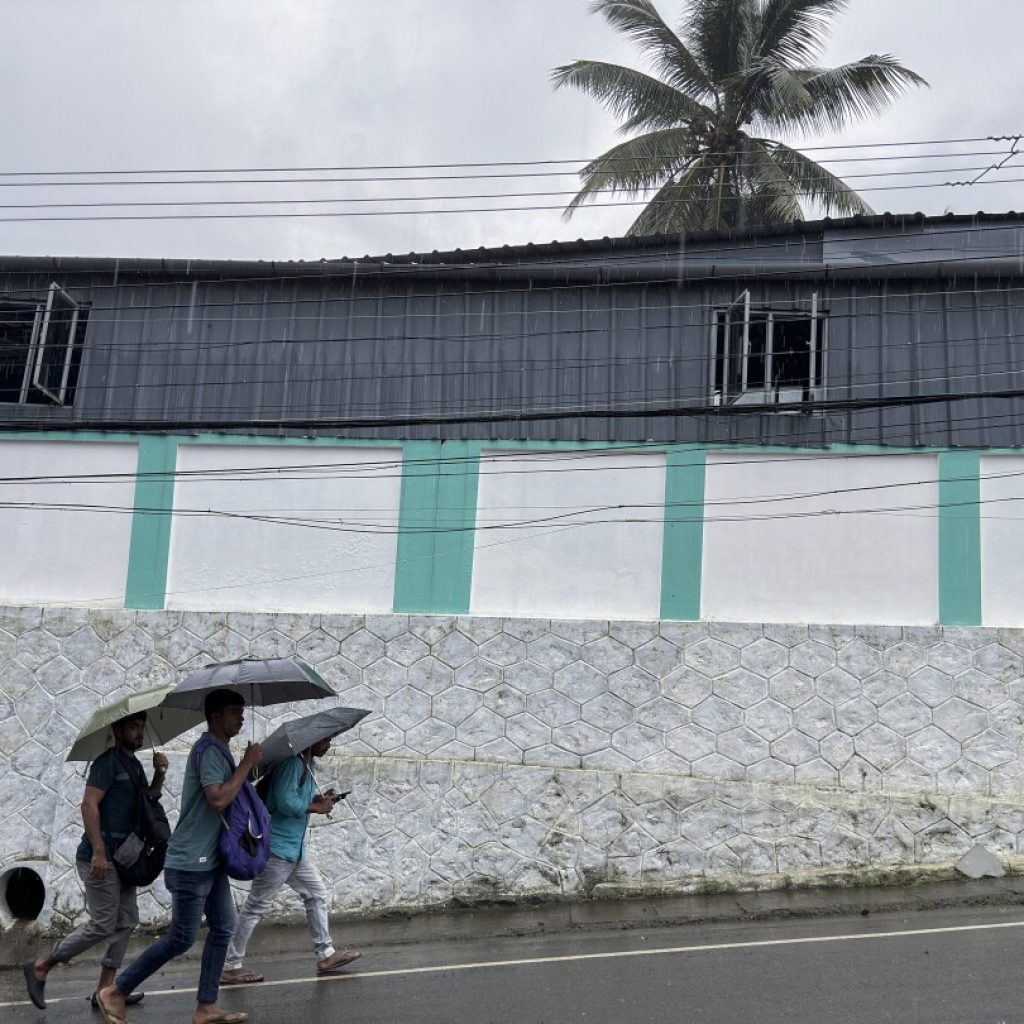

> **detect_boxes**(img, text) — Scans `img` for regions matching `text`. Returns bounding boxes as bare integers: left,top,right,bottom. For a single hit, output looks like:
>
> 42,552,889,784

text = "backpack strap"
113,748,148,792
192,734,238,774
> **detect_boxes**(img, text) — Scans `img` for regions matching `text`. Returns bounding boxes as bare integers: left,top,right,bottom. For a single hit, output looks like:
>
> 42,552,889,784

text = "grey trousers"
50,861,139,969
224,855,334,970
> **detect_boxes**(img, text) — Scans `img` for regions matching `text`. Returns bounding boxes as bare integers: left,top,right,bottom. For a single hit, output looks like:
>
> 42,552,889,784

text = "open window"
0,283,85,406
711,291,826,406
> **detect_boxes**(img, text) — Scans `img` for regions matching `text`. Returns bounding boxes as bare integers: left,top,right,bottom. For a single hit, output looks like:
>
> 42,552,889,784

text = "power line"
0,154,1013,192
3,173,1024,222
0,162,1018,212
8,383,1024,434
1,433,1015,488
0,136,1008,178
6,487,1024,536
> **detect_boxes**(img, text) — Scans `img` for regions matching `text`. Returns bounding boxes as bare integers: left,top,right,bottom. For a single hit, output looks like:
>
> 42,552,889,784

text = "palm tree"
552,0,927,234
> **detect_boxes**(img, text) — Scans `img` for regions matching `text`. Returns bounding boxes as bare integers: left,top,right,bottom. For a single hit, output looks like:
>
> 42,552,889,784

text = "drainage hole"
6,867,45,921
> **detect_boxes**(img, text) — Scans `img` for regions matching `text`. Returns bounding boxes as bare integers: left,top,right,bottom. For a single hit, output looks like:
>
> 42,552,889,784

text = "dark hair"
204,688,245,724
112,711,147,730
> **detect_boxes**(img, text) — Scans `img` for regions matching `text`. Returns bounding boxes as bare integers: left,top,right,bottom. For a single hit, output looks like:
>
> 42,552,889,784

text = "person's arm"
203,742,262,813
81,786,108,879
149,752,169,796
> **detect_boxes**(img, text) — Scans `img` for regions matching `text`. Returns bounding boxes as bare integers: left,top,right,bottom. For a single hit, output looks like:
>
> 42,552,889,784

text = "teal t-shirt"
165,734,232,872
266,755,316,863
76,748,140,863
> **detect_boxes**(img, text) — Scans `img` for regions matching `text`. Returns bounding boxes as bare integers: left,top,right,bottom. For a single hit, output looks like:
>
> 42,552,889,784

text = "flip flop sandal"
94,989,128,1024
22,960,46,1010
317,950,361,974
192,1013,248,1024
220,971,265,986
92,991,145,1008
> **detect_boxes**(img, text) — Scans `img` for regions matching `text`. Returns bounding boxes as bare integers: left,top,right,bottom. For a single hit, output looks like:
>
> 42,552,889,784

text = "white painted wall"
0,440,137,606
167,445,402,612
701,453,940,625
470,449,667,619
980,455,1024,626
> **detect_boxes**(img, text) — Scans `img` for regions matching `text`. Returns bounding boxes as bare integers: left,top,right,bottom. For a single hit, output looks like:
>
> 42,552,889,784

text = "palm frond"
734,138,805,224
591,0,717,101
789,56,929,132
685,0,754,82
761,139,874,216
563,127,702,219
626,157,723,234
551,60,714,133
733,57,812,124
739,54,926,134
754,0,849,66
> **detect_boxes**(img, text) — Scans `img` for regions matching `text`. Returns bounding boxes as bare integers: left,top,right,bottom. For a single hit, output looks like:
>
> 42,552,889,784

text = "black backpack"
254,764,276,806
112,751,171,887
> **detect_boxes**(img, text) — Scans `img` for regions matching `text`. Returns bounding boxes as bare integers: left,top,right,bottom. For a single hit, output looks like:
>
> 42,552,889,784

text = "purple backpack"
193,736,271,881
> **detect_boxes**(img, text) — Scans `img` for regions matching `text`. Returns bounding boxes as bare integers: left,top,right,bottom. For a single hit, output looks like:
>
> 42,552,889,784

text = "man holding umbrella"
97,658,336,1024
23,710,167,1011
97,689,261,1024
221,707,368,984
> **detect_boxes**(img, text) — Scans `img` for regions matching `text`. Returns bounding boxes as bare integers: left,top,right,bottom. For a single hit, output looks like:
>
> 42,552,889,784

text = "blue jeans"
115,867,235,1005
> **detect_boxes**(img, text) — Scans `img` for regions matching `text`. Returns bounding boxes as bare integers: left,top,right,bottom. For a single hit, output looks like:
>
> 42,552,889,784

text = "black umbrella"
161,658,335,710
259,706,371,765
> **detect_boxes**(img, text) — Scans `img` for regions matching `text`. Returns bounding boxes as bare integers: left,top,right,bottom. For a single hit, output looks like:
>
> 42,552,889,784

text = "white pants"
224,855,334,969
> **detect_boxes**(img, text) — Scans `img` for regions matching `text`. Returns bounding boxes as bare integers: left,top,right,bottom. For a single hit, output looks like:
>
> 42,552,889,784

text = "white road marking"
4,917,1023,1010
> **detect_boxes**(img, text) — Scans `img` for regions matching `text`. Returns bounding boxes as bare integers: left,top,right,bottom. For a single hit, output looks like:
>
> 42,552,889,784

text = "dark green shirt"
75,748,141,863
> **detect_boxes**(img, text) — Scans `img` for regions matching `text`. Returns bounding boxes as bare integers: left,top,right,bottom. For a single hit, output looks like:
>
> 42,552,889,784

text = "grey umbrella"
160,658,335,710
259,706,371,765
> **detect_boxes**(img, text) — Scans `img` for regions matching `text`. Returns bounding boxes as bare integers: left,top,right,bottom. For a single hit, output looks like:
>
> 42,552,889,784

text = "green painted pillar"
938,450,982,626
124,435,178,610
660,447,706,621
393,440,481,614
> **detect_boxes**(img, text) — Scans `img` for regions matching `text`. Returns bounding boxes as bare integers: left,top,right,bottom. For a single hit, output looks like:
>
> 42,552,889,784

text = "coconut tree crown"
553,0,927,234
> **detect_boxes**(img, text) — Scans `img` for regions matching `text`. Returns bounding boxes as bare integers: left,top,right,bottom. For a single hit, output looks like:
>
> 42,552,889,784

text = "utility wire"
0,161,1018,212
0,136,1011,177
9,383,1024,434
6,462,1024,520
3,173,1024,222
0,154,1014,191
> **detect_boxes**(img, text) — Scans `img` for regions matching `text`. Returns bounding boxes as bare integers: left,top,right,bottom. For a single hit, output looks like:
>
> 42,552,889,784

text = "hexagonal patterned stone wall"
3,607,1024,932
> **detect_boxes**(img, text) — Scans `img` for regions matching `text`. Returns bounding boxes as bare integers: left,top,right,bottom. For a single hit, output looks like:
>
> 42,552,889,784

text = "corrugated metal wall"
2,218,1023,448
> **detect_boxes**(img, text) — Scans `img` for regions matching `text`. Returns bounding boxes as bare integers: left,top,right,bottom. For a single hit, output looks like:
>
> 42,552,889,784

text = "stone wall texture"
2,607,1024,932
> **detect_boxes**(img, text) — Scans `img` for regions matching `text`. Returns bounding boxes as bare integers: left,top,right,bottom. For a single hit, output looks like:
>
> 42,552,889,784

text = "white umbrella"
67,684,206,762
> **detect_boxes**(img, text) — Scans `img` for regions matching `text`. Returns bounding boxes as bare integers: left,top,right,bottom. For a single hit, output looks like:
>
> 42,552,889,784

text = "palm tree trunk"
715,162,726,229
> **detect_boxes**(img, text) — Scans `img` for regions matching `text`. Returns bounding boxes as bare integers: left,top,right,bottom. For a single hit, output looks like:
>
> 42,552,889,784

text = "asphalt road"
4,904,1024,1024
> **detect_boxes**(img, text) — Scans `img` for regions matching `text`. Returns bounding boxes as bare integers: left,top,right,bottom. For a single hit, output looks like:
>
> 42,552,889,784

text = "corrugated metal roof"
0,211,1022,279
2,212,1024,448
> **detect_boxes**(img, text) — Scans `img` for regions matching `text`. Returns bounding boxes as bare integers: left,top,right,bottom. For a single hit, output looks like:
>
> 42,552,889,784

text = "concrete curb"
4,874,1024,969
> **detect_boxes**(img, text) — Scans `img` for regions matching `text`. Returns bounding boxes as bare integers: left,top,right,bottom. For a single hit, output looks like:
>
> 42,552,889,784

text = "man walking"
22,711,166,1011
220,735,360,985
96,689,261,1024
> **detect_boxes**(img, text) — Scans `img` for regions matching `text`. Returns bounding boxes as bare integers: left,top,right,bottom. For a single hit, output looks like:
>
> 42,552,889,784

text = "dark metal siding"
1,217,1023,448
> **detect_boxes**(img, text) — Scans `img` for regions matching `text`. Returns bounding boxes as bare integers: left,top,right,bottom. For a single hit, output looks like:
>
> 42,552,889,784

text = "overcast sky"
0,0,1020,260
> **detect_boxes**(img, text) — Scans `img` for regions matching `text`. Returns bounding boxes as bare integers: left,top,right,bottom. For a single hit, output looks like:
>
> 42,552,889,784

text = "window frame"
711,292,827,405
31,283,80,405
